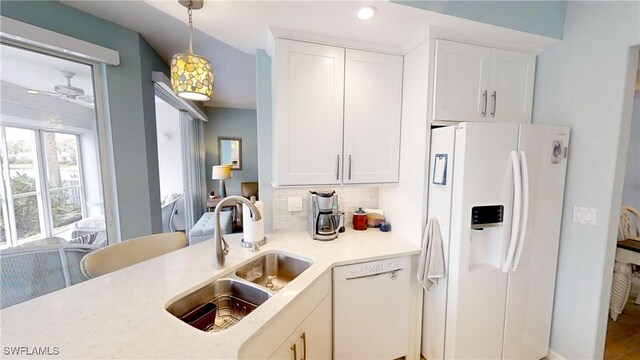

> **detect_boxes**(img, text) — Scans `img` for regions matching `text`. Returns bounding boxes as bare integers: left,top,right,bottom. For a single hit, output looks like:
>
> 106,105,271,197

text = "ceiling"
1,43,94,97
0,43,97,131
63,1,557,110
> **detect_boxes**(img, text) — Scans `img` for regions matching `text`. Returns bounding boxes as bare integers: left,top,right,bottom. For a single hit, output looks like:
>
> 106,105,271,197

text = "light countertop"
0,229,420,359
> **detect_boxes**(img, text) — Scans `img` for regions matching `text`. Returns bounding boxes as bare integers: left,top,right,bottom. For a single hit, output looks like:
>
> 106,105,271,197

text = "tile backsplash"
271,187,379,233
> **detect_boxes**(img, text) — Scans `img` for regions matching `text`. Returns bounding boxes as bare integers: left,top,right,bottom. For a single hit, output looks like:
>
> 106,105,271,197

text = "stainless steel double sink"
166,252,311,332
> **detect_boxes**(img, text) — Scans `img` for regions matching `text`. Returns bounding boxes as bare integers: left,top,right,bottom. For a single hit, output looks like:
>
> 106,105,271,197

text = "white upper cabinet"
343,49,403,184
488,49,536,124
273,38,403,185
433,39,536,124
273,39,345,185
433,40,491,122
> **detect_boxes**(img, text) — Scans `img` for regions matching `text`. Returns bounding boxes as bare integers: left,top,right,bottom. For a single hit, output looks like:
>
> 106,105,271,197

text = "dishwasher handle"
345,268,403,281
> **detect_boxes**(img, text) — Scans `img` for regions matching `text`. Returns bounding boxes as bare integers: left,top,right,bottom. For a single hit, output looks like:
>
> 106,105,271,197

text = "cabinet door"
300,295,331,360
269,295,331,360
488,49,536,124
269,330,300,360
433,40,491,122
343,49,403,183
274,39,345,185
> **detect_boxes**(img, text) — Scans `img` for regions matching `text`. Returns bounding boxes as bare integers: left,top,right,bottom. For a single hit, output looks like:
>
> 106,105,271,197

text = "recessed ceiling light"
27,89,39,94
357,6,376,20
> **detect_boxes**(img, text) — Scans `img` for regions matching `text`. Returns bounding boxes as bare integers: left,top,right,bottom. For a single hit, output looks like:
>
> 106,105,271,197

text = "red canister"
352,207,368,231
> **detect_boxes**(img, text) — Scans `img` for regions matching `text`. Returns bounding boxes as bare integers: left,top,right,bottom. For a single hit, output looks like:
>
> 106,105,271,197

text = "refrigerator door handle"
511,151,530,272
502,150,522,273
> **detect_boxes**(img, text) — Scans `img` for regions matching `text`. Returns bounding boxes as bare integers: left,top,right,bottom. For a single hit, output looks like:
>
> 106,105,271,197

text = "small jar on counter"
352,207,368,231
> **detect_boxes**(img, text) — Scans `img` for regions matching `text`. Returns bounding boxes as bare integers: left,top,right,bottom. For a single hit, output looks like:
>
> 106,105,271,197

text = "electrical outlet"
287,196,303,212
573,206,597,225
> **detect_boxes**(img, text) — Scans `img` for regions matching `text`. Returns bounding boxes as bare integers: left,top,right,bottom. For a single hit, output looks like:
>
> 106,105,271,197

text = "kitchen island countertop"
0,229,420,359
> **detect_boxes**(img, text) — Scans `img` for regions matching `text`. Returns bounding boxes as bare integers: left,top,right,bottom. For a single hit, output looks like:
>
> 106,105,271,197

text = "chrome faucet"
213,196,263,270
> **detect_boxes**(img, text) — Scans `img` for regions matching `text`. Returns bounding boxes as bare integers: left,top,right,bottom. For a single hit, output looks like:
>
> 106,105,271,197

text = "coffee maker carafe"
308,191,343,240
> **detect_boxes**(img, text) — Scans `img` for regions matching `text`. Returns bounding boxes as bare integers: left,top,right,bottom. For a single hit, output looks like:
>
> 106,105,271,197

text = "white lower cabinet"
238,272,331,360
269,296,331,360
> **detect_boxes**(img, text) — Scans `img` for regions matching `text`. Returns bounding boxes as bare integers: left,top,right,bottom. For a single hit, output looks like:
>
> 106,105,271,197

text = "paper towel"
242,201,265,243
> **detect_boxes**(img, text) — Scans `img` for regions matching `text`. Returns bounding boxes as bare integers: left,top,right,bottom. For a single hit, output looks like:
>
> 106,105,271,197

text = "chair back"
161,194,184,232
619,205,640,241
80,232,188,279
241,182,259,200
1,244,96,309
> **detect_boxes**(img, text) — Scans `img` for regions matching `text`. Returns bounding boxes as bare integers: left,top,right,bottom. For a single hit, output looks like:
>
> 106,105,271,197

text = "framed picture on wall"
218,137,242,170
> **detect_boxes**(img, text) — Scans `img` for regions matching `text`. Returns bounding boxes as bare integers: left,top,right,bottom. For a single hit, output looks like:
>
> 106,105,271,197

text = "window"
0,128,87,247
0,44,107,249
0,21,118,309
2,127,44,244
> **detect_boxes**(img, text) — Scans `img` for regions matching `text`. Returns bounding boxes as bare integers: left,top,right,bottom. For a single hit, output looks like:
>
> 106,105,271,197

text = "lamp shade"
212,165,231,180
171,52,213,101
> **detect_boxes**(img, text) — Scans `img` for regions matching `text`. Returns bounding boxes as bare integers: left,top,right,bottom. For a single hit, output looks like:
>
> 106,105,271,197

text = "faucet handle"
222,237,230,255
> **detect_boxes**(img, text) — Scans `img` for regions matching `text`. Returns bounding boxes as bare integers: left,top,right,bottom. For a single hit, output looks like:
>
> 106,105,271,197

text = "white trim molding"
269,27,405,56
152,72,208,122
0,16,120,65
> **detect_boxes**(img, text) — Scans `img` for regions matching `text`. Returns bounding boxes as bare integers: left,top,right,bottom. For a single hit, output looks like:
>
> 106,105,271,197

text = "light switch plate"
288,196,303,212
573,206,597,225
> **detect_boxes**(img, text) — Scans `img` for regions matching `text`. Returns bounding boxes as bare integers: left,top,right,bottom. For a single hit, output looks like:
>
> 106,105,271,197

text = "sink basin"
235,253,312,292
166,278,271,332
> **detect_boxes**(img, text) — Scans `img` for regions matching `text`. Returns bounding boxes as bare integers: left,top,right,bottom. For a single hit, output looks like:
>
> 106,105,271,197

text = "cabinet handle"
336,155,340,180
481,90,488,117
290,343,297,360
348,155,352,180
300,332,307,360
491,91,497,117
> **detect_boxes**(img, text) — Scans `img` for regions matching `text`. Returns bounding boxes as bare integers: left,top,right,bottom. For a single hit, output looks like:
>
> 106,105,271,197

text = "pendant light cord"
188,1,193,54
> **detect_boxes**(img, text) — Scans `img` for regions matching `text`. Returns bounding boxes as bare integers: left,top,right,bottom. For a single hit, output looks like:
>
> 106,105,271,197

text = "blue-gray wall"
256,49,273,233
1,0,168,240
394,1,566,39
532,1,640,358
204,108,258,197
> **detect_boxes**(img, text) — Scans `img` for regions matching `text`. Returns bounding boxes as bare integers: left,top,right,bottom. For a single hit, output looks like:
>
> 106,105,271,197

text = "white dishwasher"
333,256,412,359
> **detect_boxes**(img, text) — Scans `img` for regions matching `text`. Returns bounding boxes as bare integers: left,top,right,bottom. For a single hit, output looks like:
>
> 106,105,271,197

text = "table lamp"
212,165,232,198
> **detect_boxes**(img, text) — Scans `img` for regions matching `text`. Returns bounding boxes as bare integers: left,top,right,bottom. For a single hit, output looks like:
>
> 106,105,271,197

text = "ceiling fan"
27,71,95,107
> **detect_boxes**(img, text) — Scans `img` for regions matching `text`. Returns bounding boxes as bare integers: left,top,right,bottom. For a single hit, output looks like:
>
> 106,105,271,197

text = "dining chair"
1,243,97,309
80,232,188,279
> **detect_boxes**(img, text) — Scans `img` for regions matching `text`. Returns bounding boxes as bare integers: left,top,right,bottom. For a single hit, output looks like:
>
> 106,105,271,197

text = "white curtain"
179,111,206,231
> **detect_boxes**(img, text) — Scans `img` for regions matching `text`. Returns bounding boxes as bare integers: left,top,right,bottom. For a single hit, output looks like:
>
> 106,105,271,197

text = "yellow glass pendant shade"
171,52,213,101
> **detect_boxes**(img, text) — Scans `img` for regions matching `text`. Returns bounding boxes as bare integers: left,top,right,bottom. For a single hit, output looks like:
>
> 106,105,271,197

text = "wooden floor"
605,288,640,360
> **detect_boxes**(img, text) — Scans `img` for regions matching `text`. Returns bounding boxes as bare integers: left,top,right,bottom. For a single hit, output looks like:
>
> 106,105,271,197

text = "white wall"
378,38,431,246
154,99,183,198
622,92,640,209
531,2,640,358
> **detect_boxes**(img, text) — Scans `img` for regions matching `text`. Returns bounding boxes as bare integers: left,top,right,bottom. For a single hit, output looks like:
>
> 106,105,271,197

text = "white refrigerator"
422,122,570,360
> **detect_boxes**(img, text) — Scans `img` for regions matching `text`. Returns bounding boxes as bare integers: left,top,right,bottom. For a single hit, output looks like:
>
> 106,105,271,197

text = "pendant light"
170,0,213,101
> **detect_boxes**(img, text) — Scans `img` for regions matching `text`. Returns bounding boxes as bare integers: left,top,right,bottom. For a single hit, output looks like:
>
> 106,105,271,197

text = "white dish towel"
417,218,446,292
